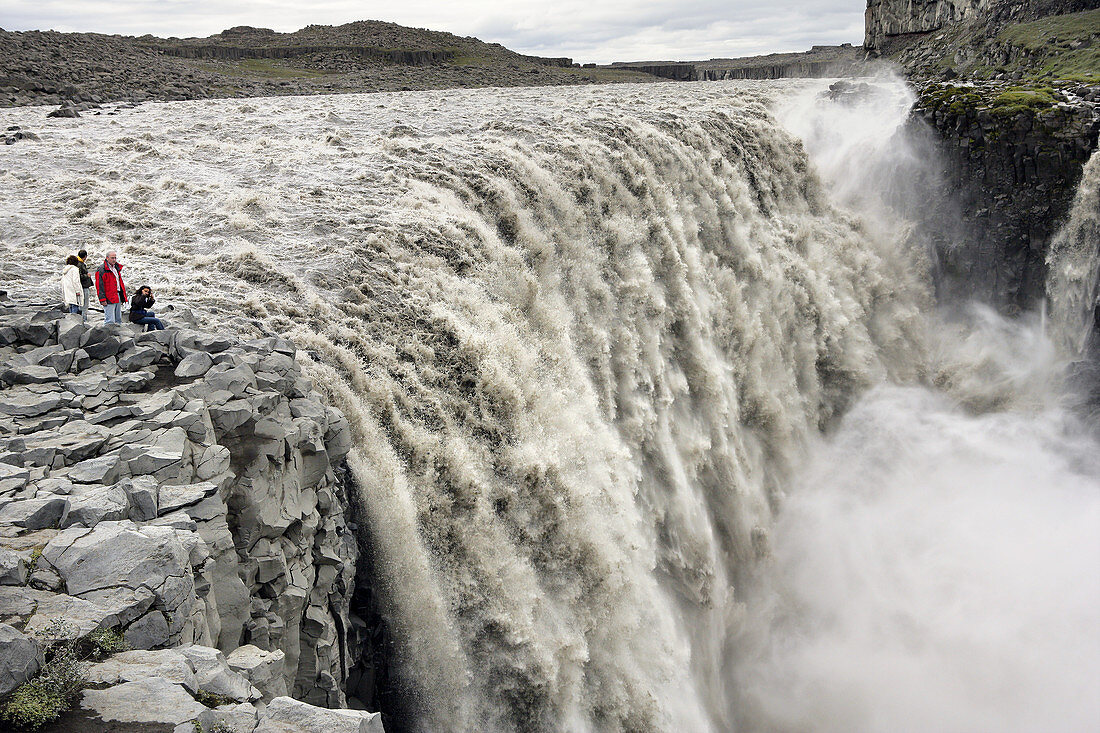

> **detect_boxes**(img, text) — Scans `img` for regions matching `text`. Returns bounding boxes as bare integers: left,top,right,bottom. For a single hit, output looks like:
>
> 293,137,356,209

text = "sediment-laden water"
1,80,1096,732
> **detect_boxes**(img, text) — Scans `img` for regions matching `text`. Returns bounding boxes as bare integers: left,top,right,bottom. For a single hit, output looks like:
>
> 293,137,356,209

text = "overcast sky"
2,1,865,64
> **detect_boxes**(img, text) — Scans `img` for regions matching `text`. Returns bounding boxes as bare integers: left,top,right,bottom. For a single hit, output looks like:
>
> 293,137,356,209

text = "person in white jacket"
61,255,83,314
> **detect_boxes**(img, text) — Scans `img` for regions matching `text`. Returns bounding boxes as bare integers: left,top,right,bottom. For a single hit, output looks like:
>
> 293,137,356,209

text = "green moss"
193,689,237,708
81,628,128,660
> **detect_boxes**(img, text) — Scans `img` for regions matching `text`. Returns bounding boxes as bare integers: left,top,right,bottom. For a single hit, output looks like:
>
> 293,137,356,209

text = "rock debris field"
0,302,383,732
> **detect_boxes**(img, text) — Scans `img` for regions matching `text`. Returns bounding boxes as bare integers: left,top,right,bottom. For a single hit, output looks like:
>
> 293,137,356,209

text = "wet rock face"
911,82,1100,310
0,306,359,708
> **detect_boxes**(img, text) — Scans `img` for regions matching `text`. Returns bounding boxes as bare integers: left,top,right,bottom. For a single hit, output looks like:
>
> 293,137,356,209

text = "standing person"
129,285,165,331
94,251,127,324
76,249,93,323
61,255,83,314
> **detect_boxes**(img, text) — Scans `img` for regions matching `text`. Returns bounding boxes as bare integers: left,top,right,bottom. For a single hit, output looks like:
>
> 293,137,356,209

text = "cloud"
1,0,865,63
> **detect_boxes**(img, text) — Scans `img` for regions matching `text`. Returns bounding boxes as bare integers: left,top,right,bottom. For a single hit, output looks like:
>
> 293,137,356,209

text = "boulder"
1,364,59,385
0,496,69,529
179,644,257,702
0,549,26,585
0,623,43,696
227,644,288,700
175,351,214,378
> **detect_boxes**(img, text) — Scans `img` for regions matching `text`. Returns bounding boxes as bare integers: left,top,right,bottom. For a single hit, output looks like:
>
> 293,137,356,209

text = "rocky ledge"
912,81,1100,309
0,303,383,732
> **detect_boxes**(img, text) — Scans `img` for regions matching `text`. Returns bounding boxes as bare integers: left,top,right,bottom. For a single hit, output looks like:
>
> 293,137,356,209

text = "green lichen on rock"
919,83,1065,120
999,9,1100,82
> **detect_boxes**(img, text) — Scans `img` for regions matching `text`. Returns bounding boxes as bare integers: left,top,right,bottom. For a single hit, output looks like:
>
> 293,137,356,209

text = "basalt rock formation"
0,303,387,731
913,82,1100,309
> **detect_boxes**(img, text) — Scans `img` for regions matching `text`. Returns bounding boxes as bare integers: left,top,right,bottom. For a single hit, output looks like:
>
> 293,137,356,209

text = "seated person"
129,285,165,331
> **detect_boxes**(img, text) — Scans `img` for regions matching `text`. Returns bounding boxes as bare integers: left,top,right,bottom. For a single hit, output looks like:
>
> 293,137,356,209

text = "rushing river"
1,79,1097,732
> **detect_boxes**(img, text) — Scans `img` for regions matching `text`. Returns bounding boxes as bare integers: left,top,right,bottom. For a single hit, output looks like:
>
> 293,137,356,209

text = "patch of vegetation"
920,83,1063,119
25,548,41,572
1000,9,1100,51
0,621,87,731
192,689,238,708
81,628,128,660
999,9,1100,82
191,719,234,733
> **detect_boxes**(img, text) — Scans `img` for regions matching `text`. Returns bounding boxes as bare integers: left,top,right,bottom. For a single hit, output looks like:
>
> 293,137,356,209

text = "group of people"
61,250,165,330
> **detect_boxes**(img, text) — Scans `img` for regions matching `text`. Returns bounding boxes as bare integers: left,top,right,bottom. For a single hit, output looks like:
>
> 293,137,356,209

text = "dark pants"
135,315,165,331
68,304,81,314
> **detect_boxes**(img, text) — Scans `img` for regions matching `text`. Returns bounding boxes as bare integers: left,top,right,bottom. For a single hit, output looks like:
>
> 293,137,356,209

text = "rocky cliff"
0,303,386,731
910,81,1099,309
865,1,1098,80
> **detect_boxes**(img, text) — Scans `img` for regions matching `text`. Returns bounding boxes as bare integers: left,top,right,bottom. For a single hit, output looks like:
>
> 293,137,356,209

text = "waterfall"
0,79,1096,733
1047,149,1100,359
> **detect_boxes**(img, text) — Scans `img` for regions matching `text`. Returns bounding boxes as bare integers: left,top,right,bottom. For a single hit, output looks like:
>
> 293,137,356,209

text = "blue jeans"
103,302,121,324
136,315,165,331
68,304,81,314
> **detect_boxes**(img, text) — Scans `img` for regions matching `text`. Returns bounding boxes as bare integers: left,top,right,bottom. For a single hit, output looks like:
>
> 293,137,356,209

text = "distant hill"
0,21,658,107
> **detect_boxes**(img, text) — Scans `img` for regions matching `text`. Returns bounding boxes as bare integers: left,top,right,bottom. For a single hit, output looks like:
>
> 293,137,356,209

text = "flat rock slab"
0,389,62,417
258,696,384,733
159,482,217,515
86,648,197,691
81,676,207,724
1,364,59,385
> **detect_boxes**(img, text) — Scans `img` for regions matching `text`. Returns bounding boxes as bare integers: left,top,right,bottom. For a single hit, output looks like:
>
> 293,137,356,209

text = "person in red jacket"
94,251,127,324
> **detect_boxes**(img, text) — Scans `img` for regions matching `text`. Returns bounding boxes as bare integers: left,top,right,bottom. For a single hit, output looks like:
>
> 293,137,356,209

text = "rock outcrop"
0,303,379,729
911,81,1100,308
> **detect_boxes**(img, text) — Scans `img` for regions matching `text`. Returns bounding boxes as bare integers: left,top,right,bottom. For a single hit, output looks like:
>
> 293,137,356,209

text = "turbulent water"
1,79,1097,733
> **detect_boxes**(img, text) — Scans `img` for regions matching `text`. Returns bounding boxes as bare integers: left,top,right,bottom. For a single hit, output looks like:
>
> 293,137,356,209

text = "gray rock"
179,644,256,702
118,345,163,371
159,481,218,515
1,365,59,385
227,644,287,701
0,496,69,529
61,372,108,396
24,591,113,637
57,317,87,350
107,370,155,393
175,351,214,378
0,389,63,417
123,608,170,649
62,483,130,528
85,648,197,691
64,453,121,484
0,549,26,585
258,696,384,733
80,331,122,361
121,476,159,521
121,442,183,477
80,677,207,724
209,399,255,432
186,703,259,733
0,623,43,696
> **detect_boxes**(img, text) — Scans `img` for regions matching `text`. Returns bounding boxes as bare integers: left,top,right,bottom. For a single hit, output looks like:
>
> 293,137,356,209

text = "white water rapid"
1,79,1097,733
